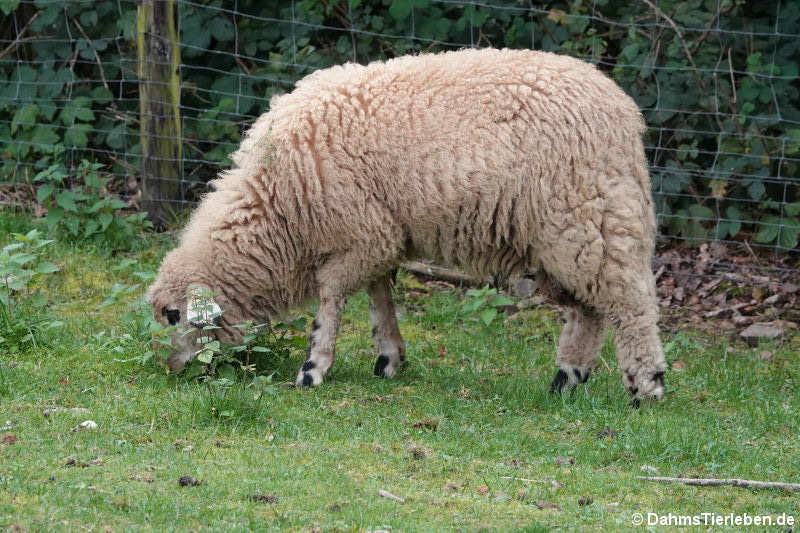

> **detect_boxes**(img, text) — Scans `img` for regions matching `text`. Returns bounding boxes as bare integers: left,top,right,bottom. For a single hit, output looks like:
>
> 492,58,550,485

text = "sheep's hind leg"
367,271,405,378
549,304,606,394
614,304,666,406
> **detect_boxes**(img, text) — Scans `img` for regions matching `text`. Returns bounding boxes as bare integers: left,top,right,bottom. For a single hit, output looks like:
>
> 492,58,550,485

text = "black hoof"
549,369,568,394
374,354,390,378
573,367,589,384
301,373,313,387
631,398,641,409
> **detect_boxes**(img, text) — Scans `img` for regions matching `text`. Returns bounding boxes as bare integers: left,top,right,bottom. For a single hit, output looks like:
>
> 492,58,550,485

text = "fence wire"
0,0,798,289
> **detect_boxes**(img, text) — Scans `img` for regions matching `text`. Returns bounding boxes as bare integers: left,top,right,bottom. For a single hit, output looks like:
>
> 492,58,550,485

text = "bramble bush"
34,159,152,247
0,0,797,248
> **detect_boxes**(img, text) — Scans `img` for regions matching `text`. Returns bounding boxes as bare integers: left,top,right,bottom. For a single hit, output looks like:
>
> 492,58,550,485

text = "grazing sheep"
146,48,667,403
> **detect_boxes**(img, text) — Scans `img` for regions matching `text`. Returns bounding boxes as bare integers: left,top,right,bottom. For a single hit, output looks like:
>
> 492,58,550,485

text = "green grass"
1,212,799,532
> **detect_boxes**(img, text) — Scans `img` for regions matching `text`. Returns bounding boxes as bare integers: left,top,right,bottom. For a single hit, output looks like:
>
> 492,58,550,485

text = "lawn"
1,211,799,532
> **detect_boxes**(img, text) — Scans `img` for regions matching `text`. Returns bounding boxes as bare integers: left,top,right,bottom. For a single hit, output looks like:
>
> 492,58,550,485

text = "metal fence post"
137,0,182,227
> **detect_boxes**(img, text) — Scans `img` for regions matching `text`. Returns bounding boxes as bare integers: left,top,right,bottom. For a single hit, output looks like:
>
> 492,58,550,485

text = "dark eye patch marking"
162,307,181,325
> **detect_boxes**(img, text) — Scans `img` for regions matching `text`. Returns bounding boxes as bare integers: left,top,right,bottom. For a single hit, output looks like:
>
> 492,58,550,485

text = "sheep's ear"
186,285,223,328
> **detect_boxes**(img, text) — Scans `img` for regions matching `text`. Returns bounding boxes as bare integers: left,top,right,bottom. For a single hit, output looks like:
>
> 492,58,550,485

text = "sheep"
146,47,667,404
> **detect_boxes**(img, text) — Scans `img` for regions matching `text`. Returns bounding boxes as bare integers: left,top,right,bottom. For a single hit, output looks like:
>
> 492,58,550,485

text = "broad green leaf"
31,125,59,147
35,262,59,274
754,215,781,244
55,191,78,212
85,219,100,236
687,204,714,220
210,17,234,41
36,183,55,204
0,1,20,15
90,86,113,103
43,208,64,229
196,349,213,364
779,225,799,250
479,308,498,326
389,0,412,20
28,292,47,308
491,295,514,307
11,104,39,133
99,212,113,231
60,101,94,124
64,124,90,147
64,216,81,237
10,252,36,265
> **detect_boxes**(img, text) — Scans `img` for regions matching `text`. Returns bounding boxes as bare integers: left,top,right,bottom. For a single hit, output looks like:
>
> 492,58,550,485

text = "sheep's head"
145,252,224,371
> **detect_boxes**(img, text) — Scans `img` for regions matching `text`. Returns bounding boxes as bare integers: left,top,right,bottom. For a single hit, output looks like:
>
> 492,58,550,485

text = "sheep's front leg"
367,272,405,378
296,291,345,387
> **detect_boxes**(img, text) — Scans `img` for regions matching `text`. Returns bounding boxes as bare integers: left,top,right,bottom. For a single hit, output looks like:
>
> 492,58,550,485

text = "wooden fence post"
137,0,182,227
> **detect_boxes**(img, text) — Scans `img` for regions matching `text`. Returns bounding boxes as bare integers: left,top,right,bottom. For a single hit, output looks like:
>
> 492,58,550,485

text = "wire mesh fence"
1,1,798,291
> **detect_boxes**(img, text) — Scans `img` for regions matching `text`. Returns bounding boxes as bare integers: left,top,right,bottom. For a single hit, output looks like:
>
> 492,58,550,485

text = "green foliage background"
1,0,799,249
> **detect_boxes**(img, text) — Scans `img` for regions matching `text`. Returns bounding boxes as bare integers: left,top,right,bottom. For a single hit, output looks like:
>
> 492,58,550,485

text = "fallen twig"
400,261,486,286
500,476,548,483
638,476,800,492
377,489,405,503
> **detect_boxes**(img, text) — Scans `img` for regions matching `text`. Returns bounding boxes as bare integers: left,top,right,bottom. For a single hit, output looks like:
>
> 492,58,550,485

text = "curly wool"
148,48,665,398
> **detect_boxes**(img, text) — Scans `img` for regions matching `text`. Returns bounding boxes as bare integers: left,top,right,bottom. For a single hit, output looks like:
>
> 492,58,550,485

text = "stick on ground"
377,489,405,503
638,476,800,491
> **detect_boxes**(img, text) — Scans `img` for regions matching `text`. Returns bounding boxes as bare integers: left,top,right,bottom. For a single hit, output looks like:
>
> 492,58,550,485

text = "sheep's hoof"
373,354,397,378
627,370,666,406
549,369,569,394
549,366,591,394
295,367,323,387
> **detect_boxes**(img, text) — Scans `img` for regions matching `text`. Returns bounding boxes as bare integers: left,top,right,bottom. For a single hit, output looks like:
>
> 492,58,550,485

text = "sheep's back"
223,49,651,275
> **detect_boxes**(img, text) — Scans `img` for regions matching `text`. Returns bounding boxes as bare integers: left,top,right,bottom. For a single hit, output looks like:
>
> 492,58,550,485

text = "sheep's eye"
161,307,181,325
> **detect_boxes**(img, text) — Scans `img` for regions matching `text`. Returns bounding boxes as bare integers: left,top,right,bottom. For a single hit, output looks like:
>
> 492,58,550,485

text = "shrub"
0,229,62,355
34,160,152,248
